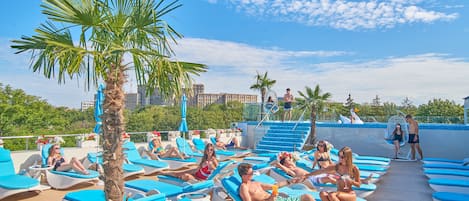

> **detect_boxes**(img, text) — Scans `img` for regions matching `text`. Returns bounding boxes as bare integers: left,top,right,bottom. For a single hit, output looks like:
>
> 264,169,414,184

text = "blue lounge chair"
122,141,169,175
63,189,166,201
41,144,100,189
423,164,469,171
192,138,235,157
432,192,469,201
0,148,42,200
424,169,469,180
146,141,198,168
428,178,469,194
423,157,469,166
270,168,376,198
125,179,214,200
157,160,236,186
176,137,204,158
84,152,144,178
330,148,390,163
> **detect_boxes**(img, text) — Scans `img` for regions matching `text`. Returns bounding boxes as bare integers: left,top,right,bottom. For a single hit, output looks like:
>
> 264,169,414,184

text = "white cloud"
2,37,468,108
224,0,459,30
171,38,469,106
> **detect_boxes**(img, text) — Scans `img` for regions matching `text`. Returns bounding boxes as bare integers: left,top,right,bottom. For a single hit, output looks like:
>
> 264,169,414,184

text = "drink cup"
272,185,279,196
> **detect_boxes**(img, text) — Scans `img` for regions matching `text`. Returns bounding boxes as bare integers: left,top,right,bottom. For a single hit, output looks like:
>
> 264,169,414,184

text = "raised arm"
350,165,361,187
305,164,336,178
312,152,319,169
275,161,296,177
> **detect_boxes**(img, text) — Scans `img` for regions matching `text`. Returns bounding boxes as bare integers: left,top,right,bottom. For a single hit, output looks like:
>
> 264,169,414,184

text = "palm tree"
249,71,276,120
11,0,206,200
297,85,331,146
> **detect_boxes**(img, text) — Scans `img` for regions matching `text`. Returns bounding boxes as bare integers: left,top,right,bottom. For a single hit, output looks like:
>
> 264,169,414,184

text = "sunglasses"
339,155,345,159
245,172,254,176
54,147,60,149
318,144,325,147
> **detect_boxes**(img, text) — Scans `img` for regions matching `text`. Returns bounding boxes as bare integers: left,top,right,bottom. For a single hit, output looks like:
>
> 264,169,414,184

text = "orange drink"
272,185,279,196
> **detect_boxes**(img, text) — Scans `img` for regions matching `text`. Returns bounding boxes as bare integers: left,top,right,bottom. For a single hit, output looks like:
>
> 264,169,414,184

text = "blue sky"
1,0,468,109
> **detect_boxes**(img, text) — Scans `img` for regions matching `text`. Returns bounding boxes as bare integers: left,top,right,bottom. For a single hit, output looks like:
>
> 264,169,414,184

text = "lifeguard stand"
464,96,469,125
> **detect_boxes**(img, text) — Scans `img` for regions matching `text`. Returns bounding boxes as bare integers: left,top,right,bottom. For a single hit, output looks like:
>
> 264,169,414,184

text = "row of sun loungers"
422,157,469,201
1,138,393,201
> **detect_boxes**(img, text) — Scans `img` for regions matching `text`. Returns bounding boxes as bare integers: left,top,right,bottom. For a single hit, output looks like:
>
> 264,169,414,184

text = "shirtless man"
238,163,314,201
406,114,423,160
283,88,294,121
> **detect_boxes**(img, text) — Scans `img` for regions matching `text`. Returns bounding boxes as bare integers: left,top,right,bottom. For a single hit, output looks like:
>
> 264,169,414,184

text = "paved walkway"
367,160,434,201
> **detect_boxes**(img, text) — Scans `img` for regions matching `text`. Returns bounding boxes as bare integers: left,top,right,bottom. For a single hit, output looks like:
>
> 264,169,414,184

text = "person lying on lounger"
303,147,360,201
47,144,89,175
214,135,247,150
161,143,218,181
238,163,314,201
147,132,187,160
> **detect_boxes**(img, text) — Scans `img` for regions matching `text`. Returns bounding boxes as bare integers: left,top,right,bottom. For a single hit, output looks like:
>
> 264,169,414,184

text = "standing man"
283,88,294,121
406,114,423,160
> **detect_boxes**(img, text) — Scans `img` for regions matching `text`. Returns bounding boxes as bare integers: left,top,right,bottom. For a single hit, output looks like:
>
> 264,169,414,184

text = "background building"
80,101,94,111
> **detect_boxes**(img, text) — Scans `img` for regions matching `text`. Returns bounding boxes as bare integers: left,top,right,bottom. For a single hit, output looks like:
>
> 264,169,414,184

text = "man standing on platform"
283,88,294,121
406,114,423,160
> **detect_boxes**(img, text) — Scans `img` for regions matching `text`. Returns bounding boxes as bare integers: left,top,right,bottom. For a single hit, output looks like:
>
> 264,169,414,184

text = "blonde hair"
339,146,355,175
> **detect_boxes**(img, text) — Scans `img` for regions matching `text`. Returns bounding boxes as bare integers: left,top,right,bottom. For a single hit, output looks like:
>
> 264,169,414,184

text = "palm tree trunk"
307,106,317,145
260,89,266,120
102,65,125,201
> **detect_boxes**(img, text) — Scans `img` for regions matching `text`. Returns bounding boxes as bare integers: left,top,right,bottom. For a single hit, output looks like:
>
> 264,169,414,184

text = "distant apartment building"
81,101,94,111
125,93,139,110
122,83,257,110
195,93,257,108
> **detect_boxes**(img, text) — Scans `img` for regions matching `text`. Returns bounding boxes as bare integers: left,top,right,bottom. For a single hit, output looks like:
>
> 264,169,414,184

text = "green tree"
297,85,331,145
417,99,464,123
11,0,206,200
249,71,276,120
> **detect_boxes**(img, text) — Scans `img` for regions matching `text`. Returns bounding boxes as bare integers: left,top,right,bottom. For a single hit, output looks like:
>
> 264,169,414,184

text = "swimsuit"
408,134,419,143
393,132,403,142
317,154,330,169
284,102,292,110
194,162,212,180
52,157,65,171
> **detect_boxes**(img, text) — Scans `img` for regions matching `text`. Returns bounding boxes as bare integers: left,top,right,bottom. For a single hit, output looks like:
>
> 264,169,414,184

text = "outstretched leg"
320,191,331,201
410,143,416,160
416,143,423,160
70,157,89,174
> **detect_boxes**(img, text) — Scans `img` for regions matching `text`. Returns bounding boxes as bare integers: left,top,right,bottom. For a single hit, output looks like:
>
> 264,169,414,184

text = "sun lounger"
423,158,469,166
122,141,169,175
428,178,469,194
41,144,99,189
84,152,144,178
63,189,166,201
297,158,382,181
330,148,390,163
0,148,42,200
423,164,469,171
176,137,204,159
424,169,469,180
432,192,469,201
125,179,214,200
192,138,237,160
145,141,198,168
327,154,390,167
270,168,376,198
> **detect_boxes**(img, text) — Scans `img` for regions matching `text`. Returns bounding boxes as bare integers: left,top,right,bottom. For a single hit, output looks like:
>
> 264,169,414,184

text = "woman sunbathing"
147,134,186,160
215,135,247,150
304,147,361,201
162,143,218,181
47,144,89,175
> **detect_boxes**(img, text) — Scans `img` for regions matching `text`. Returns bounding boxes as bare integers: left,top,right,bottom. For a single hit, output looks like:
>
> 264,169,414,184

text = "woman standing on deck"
391,123,404,159
304,146,360,201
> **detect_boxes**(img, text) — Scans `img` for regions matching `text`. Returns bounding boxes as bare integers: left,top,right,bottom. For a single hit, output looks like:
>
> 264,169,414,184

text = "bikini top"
334,164,356,179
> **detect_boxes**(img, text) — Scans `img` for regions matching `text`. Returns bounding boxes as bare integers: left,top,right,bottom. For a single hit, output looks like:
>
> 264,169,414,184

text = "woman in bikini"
391,123,404,159
47,144,89,175
304,146,360,201
162,143,218,181
147,134,186,160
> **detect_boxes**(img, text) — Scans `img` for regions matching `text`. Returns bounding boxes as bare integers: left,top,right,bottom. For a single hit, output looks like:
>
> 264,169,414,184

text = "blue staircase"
255,122,311,153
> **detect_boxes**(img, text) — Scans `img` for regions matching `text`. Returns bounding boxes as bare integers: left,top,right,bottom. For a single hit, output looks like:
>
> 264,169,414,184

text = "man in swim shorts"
283,88,294,121
406,114,423,160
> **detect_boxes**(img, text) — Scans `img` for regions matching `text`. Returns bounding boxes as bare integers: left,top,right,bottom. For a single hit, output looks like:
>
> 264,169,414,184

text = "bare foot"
362,173,373,184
